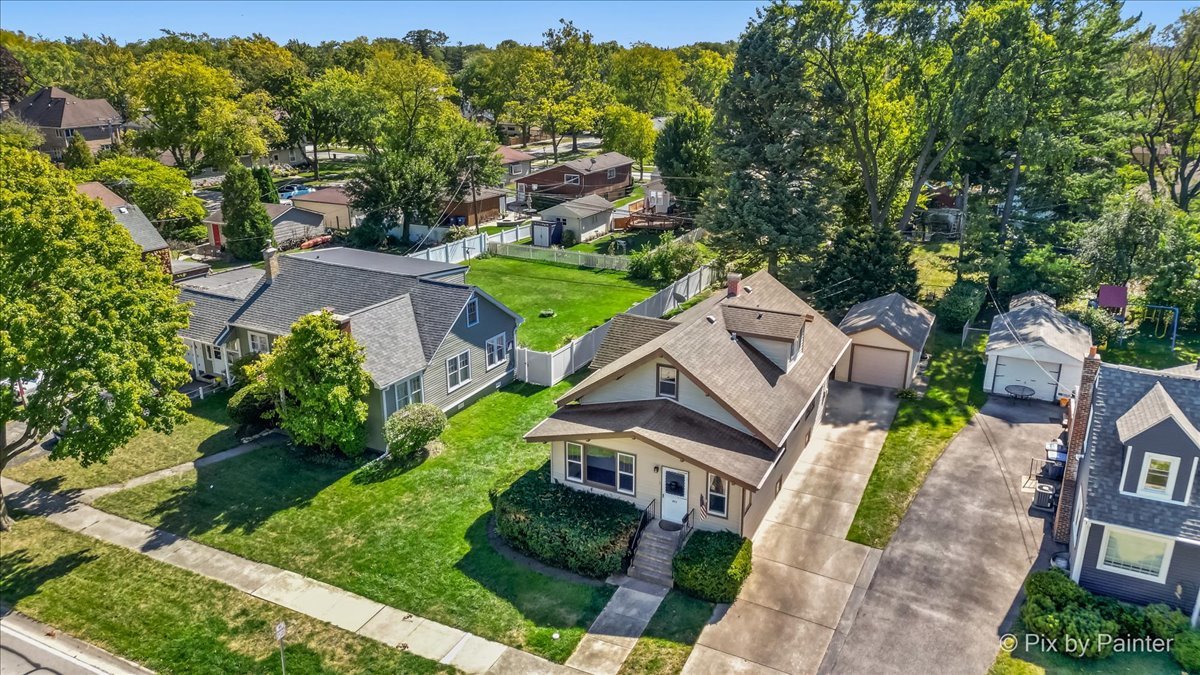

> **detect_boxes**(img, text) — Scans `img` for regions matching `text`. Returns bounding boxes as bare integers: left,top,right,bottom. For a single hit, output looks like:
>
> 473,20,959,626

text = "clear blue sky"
0,1,1197,47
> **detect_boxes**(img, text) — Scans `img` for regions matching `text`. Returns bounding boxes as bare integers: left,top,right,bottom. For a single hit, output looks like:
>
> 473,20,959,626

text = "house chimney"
263,247,279,282
1052,345,1101,544
727,272,742,298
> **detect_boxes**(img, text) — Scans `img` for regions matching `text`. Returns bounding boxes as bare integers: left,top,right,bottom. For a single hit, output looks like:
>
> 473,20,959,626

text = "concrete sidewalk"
1,610,153,675
566,579,668,675
2,476,576,674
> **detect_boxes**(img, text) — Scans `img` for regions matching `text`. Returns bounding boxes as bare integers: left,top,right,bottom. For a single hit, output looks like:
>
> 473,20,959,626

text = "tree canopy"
220,164,273,260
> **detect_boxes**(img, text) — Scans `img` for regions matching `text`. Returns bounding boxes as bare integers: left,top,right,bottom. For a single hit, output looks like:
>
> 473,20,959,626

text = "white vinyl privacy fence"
514,265,715,386
487,242,630,271
403,223,533,264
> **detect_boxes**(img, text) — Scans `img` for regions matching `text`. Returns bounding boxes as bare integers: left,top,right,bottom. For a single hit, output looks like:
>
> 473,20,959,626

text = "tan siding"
741,384,827,537
580,358,752,435
834,327,913,383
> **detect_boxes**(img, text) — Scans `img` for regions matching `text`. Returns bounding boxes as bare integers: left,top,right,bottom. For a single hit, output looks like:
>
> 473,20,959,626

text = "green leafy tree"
402,29,449,65
63,35,137,119
999,241,1086,300
0,116,43,149
812,219,919,315
225,35,309,102
0,30,79,96
62,131,94,169
456,43,539,123
0,44,29,106
0,147,191,529
654,105,714,210
608,44,686,115
261,311,371,456
678,47,734,106
505,49,572,162
252,166,279,204
130,51,239,170
195,91,285,170
543,20,605,153
1079,192,1180,286
220,164,273,259
599,103,656,179
287,67,379,179
77,156,206,235
700,4,839,275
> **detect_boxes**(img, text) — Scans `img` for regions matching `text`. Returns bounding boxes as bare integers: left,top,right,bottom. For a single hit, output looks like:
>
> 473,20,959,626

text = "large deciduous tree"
599,104,656,180
220,164,273,260
678,47,734,107
287,67,378,179
0,147,191,529
654,105,714,211
260,311,371,456
77,156,206,233
1079,191,1179,286
608,44,685,116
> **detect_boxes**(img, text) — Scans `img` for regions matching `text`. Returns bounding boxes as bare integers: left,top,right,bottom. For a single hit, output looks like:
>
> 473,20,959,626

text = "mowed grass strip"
9,390,240,492
95,378,613,663
619,591,714,675
847,332,988,549
466,257,656,351
0,516,448,674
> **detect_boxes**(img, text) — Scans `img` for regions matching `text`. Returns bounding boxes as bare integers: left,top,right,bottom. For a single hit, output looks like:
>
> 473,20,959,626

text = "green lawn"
847,332,989,548
8,391,239,492
912,242,980,301
613,186,647,208
1100,325,1200,371
0,516,446,674
619,591,714,675
570,229,664,255
466,257,657,351
94,378,614,663
988,619,1179,674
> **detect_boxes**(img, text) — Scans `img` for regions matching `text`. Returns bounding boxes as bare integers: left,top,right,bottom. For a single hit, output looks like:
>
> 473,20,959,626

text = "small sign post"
274,621,287,674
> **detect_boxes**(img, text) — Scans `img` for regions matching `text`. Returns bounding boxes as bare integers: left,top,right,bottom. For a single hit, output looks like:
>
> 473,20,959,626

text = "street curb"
0,606,155,674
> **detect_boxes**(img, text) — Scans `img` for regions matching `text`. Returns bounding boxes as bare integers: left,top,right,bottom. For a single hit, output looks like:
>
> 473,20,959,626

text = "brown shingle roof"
591,314,676,370
10,87,120,129
292,186,350,205
721,305,809,342
496,146,535,164
524,399,777,488
839,293,935,353
76,181,125,209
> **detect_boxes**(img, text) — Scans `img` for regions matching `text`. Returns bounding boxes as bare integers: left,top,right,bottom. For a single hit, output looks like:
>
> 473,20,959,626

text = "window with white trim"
248,332,270,354
606,168,616,180
1138,453,1180,500
1099,528,1172,581
509,164,522,175
575,445,635,495
447,351,471,391
566,443,583,482
204,344,223,361
707,475,728,518
564,174,580,185
657,365,678,399
465,298,479,327
385,374,423,415
486,333,508,370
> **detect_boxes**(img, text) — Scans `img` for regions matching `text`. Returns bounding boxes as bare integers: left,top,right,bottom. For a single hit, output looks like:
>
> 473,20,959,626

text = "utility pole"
956,173,969,283
466,154,481,234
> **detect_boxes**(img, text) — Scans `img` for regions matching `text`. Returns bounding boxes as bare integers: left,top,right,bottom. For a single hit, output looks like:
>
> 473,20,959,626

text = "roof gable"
12,87,120,128
987,304,1091,360
591,314,676,370
839,293,935,352
722,305,808,342
1116,382,1200,449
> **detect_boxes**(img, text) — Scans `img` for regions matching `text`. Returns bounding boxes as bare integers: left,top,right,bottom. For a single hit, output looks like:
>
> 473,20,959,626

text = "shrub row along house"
178,246,520,449
525,271,848,547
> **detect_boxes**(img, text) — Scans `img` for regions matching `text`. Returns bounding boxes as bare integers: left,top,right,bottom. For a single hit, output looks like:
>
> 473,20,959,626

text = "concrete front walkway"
567,578,668,675
1,476,576,675
684,382,899,675
832,397,1062,674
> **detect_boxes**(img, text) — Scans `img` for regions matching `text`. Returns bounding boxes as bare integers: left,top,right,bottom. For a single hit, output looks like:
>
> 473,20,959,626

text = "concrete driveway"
684,382,899,675
831,397,1063,674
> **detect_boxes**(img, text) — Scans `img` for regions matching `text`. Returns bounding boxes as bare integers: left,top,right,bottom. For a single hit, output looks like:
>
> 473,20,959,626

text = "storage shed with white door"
835,293,935,389
984,303,1092,401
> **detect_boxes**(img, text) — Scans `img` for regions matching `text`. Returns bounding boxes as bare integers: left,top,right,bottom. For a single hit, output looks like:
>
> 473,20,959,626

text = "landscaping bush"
230,352,263,384
175,224,210,243
628,232,703,282
672,531,752,603
226,381,275,432
1058,607,1119,659
1024,569,1091,609
383,403,447,459
1173,629,1200,672
560,229,577,248
935,280,986,328
491,470,641,578
1092,596,1147,638
445,224,473,242
1144,603,1192,640
1067,306,1122,346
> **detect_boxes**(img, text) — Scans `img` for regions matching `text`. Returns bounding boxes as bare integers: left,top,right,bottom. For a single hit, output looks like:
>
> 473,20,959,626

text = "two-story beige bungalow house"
525,271,849,541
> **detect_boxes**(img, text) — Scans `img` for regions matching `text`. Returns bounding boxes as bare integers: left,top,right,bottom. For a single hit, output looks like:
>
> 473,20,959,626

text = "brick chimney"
1053,345,1101,544
263,247,279,282
727,272,742,298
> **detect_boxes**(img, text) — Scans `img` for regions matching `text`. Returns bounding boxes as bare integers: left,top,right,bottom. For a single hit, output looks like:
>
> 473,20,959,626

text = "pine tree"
252,166,279,204
699,5,838,275
221,164,273,260
812,219,919,315
62,132,95,169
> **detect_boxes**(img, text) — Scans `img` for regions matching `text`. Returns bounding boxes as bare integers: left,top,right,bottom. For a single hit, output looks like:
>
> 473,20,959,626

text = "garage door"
850,344,909,389
990,355,1062,401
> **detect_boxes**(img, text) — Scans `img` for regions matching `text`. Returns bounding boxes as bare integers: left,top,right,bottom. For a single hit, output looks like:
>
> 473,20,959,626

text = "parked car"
279,184,315,199
2,371,44,404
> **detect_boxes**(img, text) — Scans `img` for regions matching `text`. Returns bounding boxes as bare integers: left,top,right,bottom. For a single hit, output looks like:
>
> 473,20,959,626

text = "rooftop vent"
705,315,716,324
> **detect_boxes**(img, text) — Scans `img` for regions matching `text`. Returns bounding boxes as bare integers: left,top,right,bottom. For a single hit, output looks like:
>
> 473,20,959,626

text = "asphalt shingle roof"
987,304,1092,360
1009,290,1057,311
1083,363,1200,541
179,289,247,344
722,305,808,342
290,247,463,278
563,152,633,174
349,296,429,387
1116,381,1200,448
10,87,120,128
177,267,264,299
291,186,350,205
111,203,168,253
541,194,614,219
591,314,676,370
839,293,935,353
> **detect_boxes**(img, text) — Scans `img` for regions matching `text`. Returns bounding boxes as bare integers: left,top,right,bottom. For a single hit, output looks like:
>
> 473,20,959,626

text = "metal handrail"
623,499,656,570
677,508,696,553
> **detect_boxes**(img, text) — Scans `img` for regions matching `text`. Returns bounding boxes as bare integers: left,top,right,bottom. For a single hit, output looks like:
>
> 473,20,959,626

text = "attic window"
1137,452,1180,500
657,365,678,400
606,168,616,179
465,298,479,327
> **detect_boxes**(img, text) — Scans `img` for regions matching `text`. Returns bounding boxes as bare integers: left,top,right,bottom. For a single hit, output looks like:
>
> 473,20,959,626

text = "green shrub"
1024,569,1091,609
383,403,447,459
175,224,210,243
673,531,752,603
445,224,473,242
1172,629,1200,672
628,232,703,282
227,381,275,432
935,280,986,328
1066,306,1121,346
560,229,577,248
491,470,641,578
1059,607,1119,658
230,352,263,384
1144,603,1192,640
1093,596,1147,639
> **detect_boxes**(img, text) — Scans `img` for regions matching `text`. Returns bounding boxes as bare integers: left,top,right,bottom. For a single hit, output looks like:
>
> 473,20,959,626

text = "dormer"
1115,382,1200,505
721,305,812,373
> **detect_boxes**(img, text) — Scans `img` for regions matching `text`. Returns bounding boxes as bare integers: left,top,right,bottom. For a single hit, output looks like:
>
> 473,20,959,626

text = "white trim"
707,473,728,518
1095,524,1174,583
465,298,480,327
1071,518,1091,583
446,350,472,392
617,452,635,496
1192,585,1199,628
1119,444,1132,493
1135,452,1182,502
564,173,580,185
656,364,678,399
606,168,616,180
248,331,270,354
485,333,508,371
565,442,583,483
1187,457,1198,506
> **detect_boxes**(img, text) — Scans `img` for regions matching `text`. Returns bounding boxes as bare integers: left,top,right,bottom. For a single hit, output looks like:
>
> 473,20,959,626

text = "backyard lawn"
570,229,665,255
619,591,714,675
466,256,657,351
94,377,614,663
0,516,446,674
1100,325,1200,371
613,185,646,208
847,332,989,548
8,391,239,492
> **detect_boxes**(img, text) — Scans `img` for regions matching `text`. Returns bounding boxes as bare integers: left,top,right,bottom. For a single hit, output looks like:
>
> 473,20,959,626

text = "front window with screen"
386,375,423,414
1100,529,1171,580
657,365,678,399
577,446,636,494
708,475,728,517
248,332,270,354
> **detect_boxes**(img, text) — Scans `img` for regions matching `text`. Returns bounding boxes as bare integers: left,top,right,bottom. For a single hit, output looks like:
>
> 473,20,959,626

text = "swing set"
1126,304,1180,352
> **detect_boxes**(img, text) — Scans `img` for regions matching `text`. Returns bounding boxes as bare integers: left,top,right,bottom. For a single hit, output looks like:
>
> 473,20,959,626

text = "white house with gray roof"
177,248,521,450
536,195,614,245
984,298,1092,402
835,293,934,389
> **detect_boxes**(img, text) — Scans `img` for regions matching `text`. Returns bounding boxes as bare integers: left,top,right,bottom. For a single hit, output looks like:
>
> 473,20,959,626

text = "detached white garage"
835,293,935,389
984,302,1092,401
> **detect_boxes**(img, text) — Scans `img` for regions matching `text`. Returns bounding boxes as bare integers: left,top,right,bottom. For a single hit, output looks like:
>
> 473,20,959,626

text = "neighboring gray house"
7,87,122,161
76,181,171,274
177,248,521,450
1062,355,1199,627
204,203,327,251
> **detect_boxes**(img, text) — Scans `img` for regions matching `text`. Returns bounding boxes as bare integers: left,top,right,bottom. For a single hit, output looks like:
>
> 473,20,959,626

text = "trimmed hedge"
935,280,985,328
672,531,752,603
491,470,641,578
1174,630,1200,672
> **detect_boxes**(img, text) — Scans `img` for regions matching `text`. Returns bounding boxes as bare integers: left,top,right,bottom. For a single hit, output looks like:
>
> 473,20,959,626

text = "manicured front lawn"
466,257,656,351
619,591,714,675
847,332,989,548
94,378,614,663
0,516,446,674
570,229,665,255
8,391,239,492
1100,325,1200,371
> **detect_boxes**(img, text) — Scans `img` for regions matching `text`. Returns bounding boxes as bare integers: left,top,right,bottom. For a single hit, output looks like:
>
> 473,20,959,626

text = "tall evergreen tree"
221,164,273,260
699,5,838,275
653,105,714,212
62,131,94,169
252,166,279,204
812,218,919,315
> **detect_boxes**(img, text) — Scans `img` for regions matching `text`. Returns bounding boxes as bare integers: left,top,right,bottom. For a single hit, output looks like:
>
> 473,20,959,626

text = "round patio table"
1005,384,1036,401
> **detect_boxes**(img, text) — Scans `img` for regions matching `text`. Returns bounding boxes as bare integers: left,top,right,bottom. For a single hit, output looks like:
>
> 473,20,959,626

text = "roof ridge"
347,293,413,317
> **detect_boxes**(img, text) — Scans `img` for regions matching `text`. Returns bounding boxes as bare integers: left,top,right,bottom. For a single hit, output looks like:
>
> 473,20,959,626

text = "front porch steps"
627,520,682,588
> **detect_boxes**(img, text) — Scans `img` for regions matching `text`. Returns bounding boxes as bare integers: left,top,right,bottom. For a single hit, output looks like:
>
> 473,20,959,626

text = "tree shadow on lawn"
0,549,98,610
183,390,235,426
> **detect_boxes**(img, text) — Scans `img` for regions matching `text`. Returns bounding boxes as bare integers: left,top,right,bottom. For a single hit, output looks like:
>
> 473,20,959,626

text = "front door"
661,468,688,524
